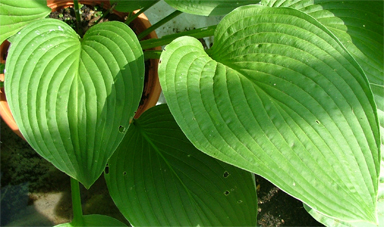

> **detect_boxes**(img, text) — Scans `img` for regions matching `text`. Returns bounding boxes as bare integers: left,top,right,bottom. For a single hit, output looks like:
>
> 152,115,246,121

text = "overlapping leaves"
159,5,380,223
105,104,257,226
262,0,383,87
262,0,384,134
5,19,144,188
0,0,51,44
262,1,384,224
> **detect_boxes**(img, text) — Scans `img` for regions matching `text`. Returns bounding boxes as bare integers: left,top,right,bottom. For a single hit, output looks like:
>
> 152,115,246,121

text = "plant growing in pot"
0,0,162,139
0,0,258,226
1,0,383,226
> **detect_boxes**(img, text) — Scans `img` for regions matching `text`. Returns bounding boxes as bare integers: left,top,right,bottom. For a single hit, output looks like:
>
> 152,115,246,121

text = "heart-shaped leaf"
159,5,380,223
0,0,51,44
164,0,258,16
5,19,144,188
105,104,258,226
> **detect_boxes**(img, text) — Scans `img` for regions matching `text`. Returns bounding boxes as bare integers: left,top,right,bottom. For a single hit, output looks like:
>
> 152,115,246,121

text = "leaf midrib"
133,119,196,225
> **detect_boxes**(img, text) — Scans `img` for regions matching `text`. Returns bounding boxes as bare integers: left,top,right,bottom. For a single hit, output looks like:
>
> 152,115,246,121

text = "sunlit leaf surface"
159,5,380,223
5,19,144,188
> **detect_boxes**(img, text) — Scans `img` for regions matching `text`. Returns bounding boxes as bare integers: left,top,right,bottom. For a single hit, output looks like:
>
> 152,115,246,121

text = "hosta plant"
1,0,383,226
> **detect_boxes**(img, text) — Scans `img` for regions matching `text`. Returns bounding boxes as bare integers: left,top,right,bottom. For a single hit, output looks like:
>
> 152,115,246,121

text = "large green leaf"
261,0,383,87
164,0,259,16
261,0,384,136
5,19,144,188
105,104,257,226
304,141,384,227
0,0,51,44
304,85,384,227
110,0,159,12
159,5,380,223
304,71,384,227
261,1,384,223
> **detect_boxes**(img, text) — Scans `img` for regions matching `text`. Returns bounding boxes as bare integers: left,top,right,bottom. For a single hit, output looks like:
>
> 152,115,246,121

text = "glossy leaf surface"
262,1,384,223
5,19,144,188
0,0,51,44
262,0,383,88
262,0,384,146
164,0,258,16
304,146,384,226
159,5,380,223
105,104,257,226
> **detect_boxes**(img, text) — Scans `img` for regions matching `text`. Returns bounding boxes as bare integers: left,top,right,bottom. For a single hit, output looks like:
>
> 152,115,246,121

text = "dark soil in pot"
48,2,125,34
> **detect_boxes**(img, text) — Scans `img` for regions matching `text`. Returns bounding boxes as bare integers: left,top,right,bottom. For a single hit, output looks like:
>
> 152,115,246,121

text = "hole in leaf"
223,171,230,178
123,171,127,175
119,125,125,133
105,166,109,174
224,190,230,196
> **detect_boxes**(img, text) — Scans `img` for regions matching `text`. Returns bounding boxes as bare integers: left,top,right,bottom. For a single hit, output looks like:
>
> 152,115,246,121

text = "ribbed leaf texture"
304,143,383,226
0,0,51,44
105,104,257,226
261,1,384,224
5,19,144,188
262,0,383,89
159,5,380,223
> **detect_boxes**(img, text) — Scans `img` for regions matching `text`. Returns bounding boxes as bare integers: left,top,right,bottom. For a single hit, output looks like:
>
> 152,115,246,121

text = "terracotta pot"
0,0,161,139
0,41,24,139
